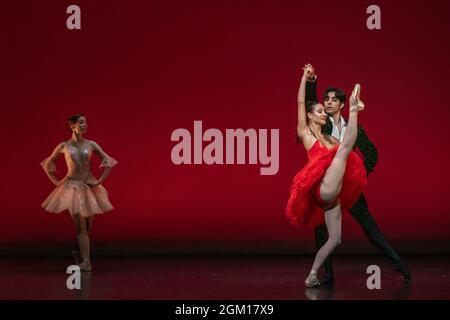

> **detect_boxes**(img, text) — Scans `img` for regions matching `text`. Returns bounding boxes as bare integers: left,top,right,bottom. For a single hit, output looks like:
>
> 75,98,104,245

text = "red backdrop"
2,0,450,254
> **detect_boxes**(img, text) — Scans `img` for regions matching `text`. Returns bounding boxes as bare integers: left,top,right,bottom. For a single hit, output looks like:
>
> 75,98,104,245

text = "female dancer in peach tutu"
41,114,118,271
286,64,367,287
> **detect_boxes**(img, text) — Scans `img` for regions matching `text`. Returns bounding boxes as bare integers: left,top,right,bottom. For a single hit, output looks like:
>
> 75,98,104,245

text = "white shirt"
329,116,347,143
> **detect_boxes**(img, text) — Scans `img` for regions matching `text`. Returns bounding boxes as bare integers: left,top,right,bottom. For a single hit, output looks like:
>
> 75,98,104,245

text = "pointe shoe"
350,84,365,112
305,271,320,288
78,261,92,272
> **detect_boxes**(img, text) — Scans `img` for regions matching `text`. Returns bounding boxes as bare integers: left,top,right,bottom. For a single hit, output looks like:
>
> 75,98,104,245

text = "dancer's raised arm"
297,64,314,140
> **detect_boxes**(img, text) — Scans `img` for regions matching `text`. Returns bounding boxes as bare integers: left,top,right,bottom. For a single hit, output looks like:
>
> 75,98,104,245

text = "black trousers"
314,193,403,275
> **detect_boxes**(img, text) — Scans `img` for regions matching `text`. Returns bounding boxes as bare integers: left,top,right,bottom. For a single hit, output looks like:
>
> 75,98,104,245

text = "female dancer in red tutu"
286,64,367,287
41,114,118,271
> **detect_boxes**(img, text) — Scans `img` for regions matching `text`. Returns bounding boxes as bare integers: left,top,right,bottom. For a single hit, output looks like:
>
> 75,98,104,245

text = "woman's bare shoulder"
86,139,99,147
300,132,317,151
58,141,69,149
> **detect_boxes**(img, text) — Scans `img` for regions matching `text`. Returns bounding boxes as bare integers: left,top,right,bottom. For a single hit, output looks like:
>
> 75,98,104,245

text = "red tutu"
286,140,367,228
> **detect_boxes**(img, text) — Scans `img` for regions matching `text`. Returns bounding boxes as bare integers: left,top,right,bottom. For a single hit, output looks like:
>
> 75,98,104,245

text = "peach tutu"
42,178,114,217
41,139,117,217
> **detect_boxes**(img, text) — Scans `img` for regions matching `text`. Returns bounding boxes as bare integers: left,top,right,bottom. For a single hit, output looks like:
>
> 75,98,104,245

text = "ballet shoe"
78,261,92,272
305,271,320,288
350,83,365,112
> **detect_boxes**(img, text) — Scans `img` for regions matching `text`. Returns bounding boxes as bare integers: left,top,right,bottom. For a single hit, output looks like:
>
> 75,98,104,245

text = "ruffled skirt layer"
42,178,114,217
286,150,367,228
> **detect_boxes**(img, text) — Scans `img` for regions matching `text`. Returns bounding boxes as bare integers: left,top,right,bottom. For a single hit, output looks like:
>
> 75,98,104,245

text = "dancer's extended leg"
319,105,359,203
305,86,363,287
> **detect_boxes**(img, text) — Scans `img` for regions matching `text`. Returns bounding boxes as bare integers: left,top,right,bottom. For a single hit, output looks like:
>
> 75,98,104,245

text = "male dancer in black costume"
305,67,411,284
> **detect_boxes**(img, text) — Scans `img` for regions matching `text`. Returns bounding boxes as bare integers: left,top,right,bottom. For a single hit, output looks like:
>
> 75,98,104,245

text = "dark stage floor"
0,255,449,300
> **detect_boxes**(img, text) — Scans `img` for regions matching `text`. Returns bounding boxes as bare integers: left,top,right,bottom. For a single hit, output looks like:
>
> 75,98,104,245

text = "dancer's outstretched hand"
302,63,315,79
305,63,316,81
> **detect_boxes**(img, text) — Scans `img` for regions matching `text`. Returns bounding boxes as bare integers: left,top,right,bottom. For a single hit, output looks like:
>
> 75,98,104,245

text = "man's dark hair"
324,87,346,104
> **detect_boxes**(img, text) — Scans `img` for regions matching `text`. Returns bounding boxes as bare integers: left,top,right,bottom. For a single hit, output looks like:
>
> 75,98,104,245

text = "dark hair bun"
68,114,85,124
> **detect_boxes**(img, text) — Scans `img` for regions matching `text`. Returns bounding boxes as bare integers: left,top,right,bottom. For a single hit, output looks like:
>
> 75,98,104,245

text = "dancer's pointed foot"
71,250,81,265
78,261,92,272
350,84,365,112
319,273,334,285
305,271,320,288
392,260,411,283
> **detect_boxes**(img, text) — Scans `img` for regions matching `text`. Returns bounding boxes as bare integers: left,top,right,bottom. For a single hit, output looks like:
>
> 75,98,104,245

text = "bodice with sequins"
63,141,96,182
